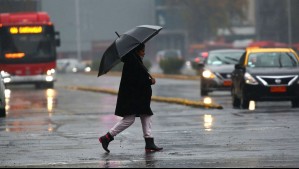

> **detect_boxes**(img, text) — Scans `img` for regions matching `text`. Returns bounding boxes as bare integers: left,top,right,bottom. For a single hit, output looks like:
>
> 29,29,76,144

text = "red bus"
0,12,60,88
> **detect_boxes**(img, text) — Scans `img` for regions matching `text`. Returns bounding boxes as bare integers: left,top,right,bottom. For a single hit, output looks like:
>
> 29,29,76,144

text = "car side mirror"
198,63,204,70
55,32,61,47
235,64,245,71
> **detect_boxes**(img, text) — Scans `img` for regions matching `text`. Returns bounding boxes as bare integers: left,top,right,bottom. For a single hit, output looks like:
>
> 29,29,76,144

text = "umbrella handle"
115,32,120,38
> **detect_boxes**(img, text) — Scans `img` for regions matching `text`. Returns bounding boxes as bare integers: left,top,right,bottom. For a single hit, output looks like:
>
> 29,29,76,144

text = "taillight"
194,57,200,63
201,52,209,58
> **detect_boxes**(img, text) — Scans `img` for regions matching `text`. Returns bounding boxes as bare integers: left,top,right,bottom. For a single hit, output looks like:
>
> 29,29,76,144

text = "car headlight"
202,70,216,79
3,77,11,83
47,69,56,75
72,67,78,73
84,67,91,72
45,76,54,82
1,71,10,77
244,72,258,85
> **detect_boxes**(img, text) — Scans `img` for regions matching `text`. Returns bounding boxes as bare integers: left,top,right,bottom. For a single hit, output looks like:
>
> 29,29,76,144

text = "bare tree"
164,0,248,43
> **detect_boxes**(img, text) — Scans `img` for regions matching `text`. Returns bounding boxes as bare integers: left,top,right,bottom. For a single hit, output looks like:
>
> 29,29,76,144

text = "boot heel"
144,138,163,152
145,148,163,152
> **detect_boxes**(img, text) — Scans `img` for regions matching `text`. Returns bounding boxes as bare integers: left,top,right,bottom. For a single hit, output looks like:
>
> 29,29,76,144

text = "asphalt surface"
0,73,299,168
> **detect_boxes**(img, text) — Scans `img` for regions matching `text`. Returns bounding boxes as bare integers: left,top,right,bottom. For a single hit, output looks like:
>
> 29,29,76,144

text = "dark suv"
231,48,299,109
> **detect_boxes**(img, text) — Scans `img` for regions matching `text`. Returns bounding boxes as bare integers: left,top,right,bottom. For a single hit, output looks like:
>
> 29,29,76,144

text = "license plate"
223,80,232,86
270,86,286,93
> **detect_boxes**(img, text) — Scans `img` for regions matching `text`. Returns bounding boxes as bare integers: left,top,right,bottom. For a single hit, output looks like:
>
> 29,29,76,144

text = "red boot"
99,132,114,153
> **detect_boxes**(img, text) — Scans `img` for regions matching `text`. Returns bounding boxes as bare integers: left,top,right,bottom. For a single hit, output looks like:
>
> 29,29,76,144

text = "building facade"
255,0,299,45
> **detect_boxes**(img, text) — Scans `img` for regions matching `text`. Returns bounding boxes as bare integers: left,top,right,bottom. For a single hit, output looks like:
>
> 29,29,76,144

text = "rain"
1,0,299,168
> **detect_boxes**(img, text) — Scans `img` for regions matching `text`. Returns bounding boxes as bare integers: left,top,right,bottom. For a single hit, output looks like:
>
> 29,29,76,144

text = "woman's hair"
135,43,145,52
121,43,145,62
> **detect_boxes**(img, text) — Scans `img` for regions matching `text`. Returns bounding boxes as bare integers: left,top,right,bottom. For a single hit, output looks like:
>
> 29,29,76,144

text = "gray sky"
41,0,156,52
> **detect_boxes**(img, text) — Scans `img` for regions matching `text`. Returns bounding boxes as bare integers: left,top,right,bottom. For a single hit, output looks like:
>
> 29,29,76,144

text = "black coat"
115,53,153,117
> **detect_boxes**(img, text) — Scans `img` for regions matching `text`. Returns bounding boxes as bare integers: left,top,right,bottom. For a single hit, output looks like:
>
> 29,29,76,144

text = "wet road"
0,73,299,167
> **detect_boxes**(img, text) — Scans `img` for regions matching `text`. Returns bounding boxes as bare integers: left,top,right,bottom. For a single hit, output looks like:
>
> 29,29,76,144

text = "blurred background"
1,0,299,73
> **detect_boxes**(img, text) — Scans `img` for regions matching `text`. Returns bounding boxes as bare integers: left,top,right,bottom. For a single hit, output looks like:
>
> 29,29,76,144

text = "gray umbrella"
98,25,163,77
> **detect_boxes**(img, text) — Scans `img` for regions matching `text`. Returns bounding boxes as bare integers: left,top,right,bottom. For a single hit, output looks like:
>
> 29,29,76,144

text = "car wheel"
35,83,43,89
46,82,54,89
0,108,6,117
240,88,250,109
291,99,299,108
200,89,208,96
232,95,241,108
35,82,54,89
241,98,250,109
231,86,240,108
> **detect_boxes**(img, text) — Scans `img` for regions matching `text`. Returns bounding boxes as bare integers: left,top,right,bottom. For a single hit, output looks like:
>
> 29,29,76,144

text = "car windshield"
247,52,299,68
207,51,243,65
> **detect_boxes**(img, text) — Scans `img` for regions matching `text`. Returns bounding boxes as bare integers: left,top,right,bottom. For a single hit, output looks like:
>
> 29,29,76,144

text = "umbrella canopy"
98,25,163,77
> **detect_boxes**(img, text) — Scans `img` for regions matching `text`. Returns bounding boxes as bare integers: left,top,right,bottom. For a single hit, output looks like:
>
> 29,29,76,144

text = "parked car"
231,48,299,109
185,53,204,70
199,49,245,96
57,58,91,73
0,74,6,117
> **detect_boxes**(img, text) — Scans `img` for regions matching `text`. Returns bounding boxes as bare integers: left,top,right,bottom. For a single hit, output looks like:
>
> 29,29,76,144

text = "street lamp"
75,0,82,61
287,0,292,47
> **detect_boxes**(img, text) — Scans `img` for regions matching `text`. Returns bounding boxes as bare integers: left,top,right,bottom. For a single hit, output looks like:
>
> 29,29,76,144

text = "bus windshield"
0,26,56,64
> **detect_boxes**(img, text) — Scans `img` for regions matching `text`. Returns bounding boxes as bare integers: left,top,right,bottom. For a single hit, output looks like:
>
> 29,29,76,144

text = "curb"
86,71,201,81
66,86,223,109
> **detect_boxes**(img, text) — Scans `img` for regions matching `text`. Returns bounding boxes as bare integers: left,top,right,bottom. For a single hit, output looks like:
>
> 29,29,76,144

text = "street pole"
75,0,82,61
287,0,292,47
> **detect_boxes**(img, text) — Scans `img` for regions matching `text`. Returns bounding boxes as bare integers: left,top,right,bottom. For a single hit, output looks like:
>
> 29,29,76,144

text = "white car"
0,74,6,117
57,58,91,73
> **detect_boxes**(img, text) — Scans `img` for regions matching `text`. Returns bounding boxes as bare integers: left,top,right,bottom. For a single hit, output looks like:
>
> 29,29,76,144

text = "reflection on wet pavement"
203,114,213,132
0,86,58,133
97,152,158,168
99,154,122,168
5,87,57,114
1,74,299,167
144,152,157,167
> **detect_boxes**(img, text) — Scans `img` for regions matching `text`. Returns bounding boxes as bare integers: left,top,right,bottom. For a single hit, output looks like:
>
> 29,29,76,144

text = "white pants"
109,114,152,138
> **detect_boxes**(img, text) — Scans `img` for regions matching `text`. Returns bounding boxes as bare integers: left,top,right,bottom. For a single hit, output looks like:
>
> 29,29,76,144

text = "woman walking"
99,43,163,153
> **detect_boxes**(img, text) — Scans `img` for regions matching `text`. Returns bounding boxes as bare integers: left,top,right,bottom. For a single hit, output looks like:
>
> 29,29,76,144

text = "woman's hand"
151,77,156,85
